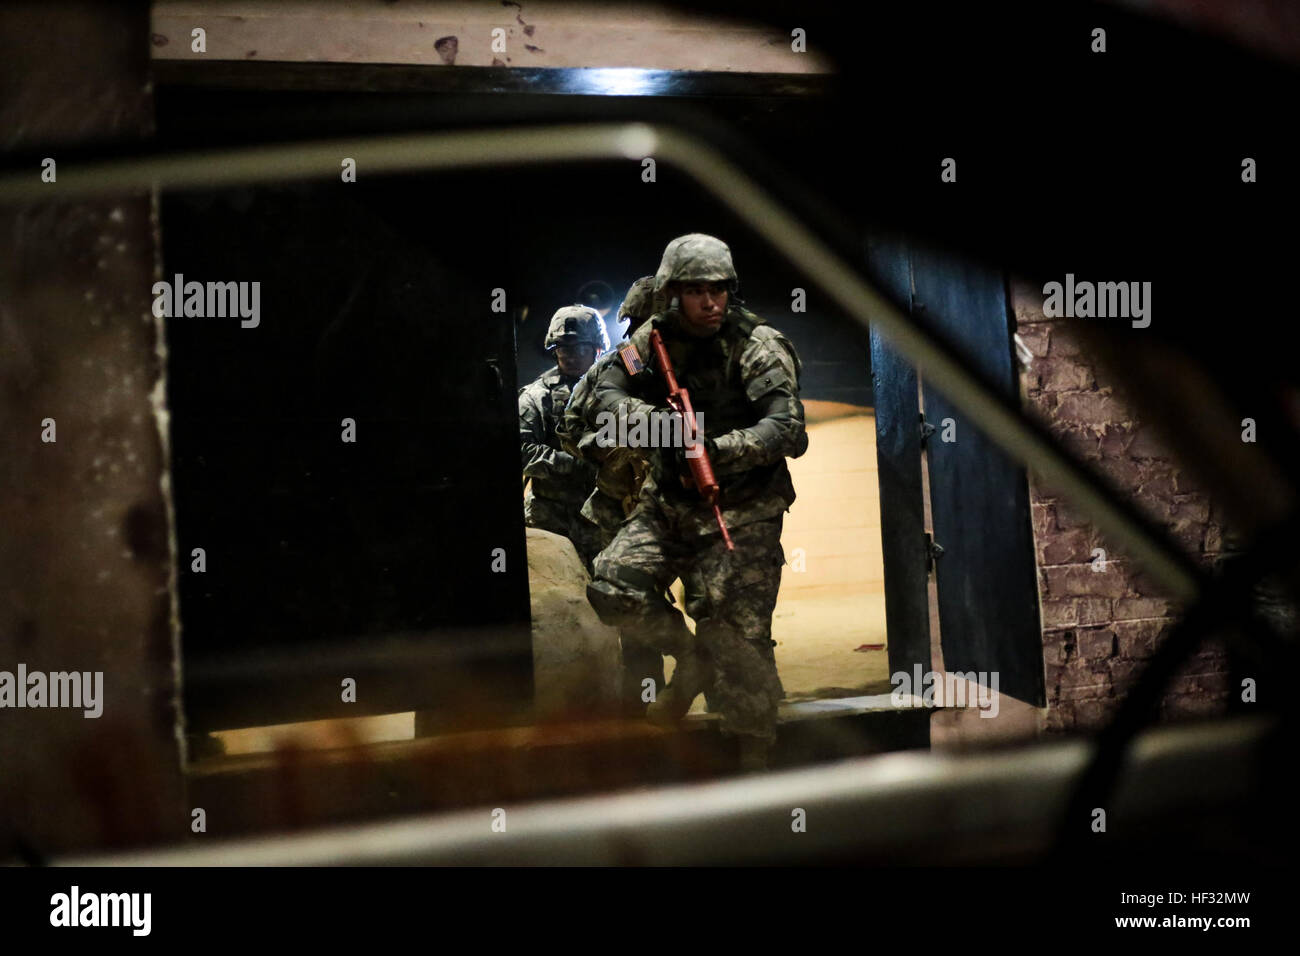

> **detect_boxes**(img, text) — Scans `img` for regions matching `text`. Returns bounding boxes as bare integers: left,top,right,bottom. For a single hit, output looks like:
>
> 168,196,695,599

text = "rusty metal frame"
61,714,1274,865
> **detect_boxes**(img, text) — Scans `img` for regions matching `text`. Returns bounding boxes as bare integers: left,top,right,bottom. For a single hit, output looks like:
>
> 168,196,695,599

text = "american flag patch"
618,342,644,376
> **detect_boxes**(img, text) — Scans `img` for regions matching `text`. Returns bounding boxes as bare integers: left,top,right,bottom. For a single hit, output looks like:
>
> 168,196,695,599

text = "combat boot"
646,650,712,727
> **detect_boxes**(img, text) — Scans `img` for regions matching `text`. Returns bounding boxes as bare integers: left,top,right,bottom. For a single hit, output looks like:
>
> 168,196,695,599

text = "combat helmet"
652,233,738,297
544,304,609,353
617,276,657,331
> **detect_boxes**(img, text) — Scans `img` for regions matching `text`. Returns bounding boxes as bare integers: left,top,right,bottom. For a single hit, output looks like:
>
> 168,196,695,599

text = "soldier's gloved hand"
679,433,714,463
704,431,744,470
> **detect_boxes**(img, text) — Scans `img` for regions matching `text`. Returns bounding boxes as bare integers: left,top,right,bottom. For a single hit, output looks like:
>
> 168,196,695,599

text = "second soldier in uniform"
518,305,608,570
560,277,704,717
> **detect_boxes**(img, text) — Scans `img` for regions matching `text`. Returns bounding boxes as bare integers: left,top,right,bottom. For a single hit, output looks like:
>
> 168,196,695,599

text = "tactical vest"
526,369,585,505
643,308,783,505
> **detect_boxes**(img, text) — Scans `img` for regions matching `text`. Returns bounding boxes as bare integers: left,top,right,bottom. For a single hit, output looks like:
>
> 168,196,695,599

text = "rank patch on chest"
618,342,644,376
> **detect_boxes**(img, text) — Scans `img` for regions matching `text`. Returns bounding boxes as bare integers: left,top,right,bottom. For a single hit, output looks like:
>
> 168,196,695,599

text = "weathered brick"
1048,627,1077,661
1110,659,1143,690
1054,502,1093,532
1017,326,1050,357
1122,565,1169,598
1095,455,1144,491
1138,465,1178,501
1127,425,1169,459
1098,424,1133,457
1026,388,1058,413
1056,427,1102,462
1171,520,1205,553
1044,707,1075,733
1056,390,1128,427
1113,596,1170,620
1041,527,1095,565
1021,329,1228,731
1059,657,1112,694
1032,502,1055,539
1010,280,1049,324
1138,493,1179,525
1114,619,1168,659
1041,599,1077,629
1170,495,1211,524
1059,683,1112,702
1076,596,1113,625
1077,627,1117,661
1045,563,1129,598
1040,360,1094,392
1204,522,1223,552
1050,329,1085,357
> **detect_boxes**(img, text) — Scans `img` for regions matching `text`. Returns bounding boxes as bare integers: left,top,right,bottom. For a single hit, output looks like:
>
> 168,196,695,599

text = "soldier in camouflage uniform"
584,235,808,769
519,305,608,570
558,276,695,716
558,277,657,547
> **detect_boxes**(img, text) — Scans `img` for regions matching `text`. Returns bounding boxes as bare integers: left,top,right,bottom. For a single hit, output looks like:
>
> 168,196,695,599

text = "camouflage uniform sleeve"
557,366,597,460
709,326,808,470
519,384,581,478
589,333,659,441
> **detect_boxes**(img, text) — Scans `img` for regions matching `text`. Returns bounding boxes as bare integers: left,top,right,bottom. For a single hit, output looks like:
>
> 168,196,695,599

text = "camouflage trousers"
584,490,664,712
587,497,786,741
525,492,604,574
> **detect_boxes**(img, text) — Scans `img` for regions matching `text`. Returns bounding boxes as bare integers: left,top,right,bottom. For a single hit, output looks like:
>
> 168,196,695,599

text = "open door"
869,238,1046,707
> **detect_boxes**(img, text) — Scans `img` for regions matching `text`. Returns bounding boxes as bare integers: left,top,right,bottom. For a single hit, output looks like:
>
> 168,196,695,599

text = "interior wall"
1013,279,1232,733
773,409,889,698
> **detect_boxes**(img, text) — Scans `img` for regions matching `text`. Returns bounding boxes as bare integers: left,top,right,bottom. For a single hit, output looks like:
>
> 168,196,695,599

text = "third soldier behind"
519,304,607,570
584,234,808,770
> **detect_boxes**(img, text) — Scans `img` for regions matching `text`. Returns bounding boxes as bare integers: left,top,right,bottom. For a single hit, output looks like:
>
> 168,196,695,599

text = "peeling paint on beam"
150,1,833,73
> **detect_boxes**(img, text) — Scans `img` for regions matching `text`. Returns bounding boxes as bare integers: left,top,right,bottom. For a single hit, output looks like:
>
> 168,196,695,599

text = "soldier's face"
676,282,728,336
555,344,598,377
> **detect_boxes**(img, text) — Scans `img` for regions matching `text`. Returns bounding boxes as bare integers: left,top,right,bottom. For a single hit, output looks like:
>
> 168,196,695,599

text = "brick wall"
1011,281,1231,733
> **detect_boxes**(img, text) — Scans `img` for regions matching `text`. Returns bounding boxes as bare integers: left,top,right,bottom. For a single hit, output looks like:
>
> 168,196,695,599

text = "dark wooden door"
866,237,933,692
869,239,1045,707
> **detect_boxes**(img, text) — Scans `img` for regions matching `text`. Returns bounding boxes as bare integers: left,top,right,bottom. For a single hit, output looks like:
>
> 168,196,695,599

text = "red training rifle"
648,328,735,551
